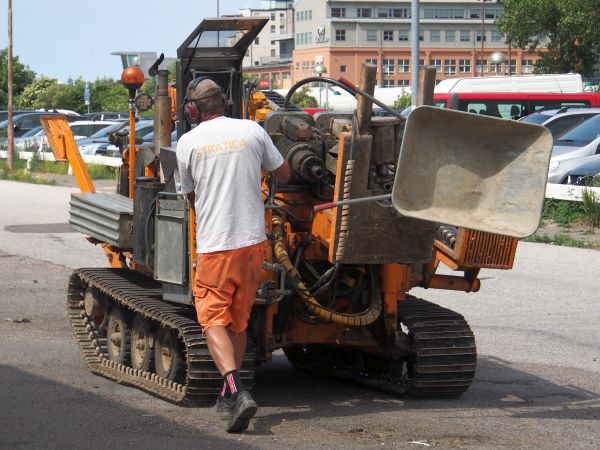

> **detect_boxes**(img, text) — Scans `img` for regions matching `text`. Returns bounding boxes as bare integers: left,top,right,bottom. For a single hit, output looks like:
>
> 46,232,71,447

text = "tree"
0,49,36,108
290,88,318,108
393,90,412,109
15,77,60,110
497,0,600,76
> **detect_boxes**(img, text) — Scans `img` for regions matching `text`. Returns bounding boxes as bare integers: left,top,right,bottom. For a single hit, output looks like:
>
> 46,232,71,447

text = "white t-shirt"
176,116,284,253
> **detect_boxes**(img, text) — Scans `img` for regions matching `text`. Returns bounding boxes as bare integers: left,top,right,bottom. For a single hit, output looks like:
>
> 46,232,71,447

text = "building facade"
240,0,295,89
292,0,540,87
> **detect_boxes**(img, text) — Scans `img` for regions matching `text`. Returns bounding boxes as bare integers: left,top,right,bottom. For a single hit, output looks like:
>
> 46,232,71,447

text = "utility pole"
480,0,485,77
410,0,420,106
7,0,14,171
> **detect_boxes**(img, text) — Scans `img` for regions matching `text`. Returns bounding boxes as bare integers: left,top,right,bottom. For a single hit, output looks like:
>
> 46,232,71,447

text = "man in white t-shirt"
176,77,290,433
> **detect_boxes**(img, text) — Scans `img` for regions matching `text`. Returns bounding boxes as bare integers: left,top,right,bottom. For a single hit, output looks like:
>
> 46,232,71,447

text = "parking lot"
0,179,598,449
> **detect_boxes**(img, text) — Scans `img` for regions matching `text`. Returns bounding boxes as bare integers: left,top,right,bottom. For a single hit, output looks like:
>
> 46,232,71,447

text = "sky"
0,0,261,82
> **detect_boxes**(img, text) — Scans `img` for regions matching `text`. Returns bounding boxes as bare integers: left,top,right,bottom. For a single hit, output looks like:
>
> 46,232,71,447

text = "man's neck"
200,112,224,122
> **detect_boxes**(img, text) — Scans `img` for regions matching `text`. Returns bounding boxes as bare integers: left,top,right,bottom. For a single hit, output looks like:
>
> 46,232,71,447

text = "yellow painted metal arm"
40,115,95,193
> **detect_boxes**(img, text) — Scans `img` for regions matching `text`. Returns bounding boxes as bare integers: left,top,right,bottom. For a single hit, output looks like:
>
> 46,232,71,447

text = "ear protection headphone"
183,76,230,125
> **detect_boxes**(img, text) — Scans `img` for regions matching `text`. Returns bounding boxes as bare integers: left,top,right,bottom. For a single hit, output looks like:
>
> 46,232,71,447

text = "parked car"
521,106,600,139
546,114,600,183
564,157,600,185
82,112,128,121
79,120,154,155
12,126,44,149
0,112,79,137
37,120,118,151
0,110,33,122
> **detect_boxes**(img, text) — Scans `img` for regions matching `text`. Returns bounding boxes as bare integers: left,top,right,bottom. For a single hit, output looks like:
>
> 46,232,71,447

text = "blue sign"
84,83,91,104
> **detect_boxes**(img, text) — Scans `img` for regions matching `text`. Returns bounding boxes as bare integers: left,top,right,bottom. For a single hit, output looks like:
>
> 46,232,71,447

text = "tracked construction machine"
42,18,553,405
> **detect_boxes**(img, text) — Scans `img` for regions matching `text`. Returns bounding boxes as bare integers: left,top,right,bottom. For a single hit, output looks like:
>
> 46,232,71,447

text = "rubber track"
67,268,255,406
286,295,476,398
397,295,477,397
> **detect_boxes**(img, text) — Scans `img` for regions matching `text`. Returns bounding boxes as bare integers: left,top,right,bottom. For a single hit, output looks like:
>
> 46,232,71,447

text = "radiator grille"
461,230,518,269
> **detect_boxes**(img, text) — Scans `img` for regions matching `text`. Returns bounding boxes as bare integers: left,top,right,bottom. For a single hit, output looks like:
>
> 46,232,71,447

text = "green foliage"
524,233,599,248
393,90,412,109
0,167,56,185
582,187,600,228
86,164,118,180
0,49,36,109
29,160,69,175
90,78,128,113
290,88,318,108
541,198,585,225
498,0,600,76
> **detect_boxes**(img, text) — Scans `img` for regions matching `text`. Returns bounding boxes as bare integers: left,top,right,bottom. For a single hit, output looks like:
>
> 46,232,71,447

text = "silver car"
547,115,600,183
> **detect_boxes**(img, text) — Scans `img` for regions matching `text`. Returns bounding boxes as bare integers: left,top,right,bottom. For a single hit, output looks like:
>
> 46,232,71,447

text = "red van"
433,92,600,119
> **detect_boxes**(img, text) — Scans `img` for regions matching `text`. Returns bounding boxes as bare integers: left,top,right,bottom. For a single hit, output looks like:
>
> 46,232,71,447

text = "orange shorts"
193,241,267,333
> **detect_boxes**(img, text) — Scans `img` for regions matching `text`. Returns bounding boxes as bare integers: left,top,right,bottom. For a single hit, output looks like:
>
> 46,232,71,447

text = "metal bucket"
392,106,553,238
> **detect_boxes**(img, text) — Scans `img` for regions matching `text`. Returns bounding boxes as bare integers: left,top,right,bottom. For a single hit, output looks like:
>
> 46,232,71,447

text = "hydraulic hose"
271,215,381,326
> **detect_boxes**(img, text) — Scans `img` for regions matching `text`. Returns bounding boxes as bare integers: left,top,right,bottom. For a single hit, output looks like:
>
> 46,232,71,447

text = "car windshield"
521,113,552,125
19,125,43,137
555,114,600,144
87,122,126,139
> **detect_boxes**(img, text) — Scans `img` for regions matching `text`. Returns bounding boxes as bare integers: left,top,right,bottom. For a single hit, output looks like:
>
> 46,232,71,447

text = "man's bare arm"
271,160,291,181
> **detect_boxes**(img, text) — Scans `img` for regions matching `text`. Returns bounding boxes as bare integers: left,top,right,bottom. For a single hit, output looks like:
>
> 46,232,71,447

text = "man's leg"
227,329,247,370
205,325,237,375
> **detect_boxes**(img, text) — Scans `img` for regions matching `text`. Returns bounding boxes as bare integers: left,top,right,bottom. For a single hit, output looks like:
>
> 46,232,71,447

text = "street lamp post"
314,63,327,109
490,51,506,76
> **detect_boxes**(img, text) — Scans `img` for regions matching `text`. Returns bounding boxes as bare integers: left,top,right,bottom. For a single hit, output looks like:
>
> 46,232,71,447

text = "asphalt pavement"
0,179,599,449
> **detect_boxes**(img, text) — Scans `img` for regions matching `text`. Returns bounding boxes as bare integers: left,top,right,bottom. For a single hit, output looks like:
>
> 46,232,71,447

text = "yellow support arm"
40,115,95,193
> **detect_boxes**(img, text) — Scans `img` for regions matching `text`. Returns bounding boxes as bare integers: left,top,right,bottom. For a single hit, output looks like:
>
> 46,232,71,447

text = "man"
176,77,290,433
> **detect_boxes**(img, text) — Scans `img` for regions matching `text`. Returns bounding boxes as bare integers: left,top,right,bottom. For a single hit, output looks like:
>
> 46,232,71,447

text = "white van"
434,74,583,94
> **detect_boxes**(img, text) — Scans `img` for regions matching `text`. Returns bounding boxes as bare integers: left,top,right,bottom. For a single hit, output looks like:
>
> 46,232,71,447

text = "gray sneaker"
213,396,233,420
226,391,258,433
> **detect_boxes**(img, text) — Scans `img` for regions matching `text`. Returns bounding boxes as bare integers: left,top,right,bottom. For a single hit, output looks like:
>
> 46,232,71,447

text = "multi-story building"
292,0,541,87
240,0,295,88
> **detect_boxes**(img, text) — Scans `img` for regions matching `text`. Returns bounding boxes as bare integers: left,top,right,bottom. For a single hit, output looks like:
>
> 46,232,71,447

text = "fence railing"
1,151,599,202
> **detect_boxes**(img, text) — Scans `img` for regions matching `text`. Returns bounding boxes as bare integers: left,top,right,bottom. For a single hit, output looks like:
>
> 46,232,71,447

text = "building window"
365,58,377,65
271,25,276,33
271,49,276,57
476,30,487,42
378,8,410,18
398,30,409,41
367,30,378,42
460,30,471,42
398,79,410,86
280,24,285,32
444,59,457,75
419,31,424,41
340,65,347,73
491,30,501,42
335,29,346,41
445,30,456,42
430,59,442,72
271,13,275,20
382,80,395,87
459,59,471,73
357,8,371,18
331,7,346,18
383,30,394,41
430,30,441,42
398,59,410,73
254,38,259,45
295,62,299,69
476,59,488,73
508,59,517,75
383,59,395,75
522,59,535,74
424,8,465,19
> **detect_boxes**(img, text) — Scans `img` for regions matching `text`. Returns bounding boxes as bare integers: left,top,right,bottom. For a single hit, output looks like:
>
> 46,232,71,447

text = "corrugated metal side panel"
69,193,133,248
461,230,518,269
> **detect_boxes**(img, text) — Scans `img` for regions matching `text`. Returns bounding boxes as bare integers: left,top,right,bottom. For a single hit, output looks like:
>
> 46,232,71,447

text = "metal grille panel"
461,230,518,269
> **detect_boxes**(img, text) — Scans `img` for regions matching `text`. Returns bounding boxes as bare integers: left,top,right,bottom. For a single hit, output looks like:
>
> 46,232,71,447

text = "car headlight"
548,161,560,172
